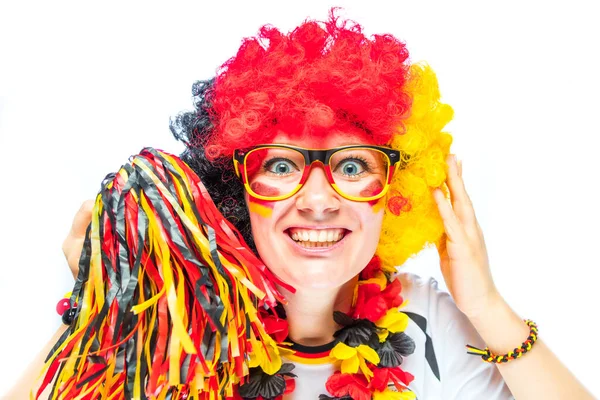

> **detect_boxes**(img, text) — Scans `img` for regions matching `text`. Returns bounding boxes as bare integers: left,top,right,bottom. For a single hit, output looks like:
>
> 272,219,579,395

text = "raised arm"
431,155,594,399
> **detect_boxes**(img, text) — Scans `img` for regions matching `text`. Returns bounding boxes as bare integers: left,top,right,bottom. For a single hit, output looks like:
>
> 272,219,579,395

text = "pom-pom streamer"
36,148,292,399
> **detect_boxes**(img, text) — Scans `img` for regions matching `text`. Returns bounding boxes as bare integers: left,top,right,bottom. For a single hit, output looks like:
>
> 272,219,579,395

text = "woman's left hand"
431,155,500,320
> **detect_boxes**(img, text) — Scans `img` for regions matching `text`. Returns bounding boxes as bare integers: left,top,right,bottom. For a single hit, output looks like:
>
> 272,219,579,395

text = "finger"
431,187,467,243
445,155,476,226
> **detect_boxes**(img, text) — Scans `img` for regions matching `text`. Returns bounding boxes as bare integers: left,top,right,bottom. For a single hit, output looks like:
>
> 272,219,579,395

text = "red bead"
56,298,71,315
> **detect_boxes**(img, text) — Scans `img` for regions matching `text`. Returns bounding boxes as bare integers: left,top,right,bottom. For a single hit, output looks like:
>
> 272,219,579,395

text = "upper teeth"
288,228,345,243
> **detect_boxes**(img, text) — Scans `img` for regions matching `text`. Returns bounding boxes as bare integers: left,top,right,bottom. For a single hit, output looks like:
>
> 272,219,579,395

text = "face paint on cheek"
247,182,278,218
250,182,281,197
360,181,385,211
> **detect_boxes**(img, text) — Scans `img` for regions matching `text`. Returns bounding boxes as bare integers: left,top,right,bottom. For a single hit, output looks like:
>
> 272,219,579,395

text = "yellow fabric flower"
375,308,409,333
373,388,417,400
248,337,282,375
331,342,381,379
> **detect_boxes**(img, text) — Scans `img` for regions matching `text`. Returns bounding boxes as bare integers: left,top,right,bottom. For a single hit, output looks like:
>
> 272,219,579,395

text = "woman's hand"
62,200,94,279
431,155,500,320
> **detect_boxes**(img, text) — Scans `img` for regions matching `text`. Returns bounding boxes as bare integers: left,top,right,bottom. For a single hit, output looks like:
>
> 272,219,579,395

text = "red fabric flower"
325,372,371,400
284,377,296,394
360,256,382,280
260,311,289,343
352,283,388,322
352,278,404,322
381,278,404,309
369,366,415,392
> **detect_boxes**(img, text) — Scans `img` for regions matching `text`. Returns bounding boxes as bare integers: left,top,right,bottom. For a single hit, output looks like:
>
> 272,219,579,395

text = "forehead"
271,128,376,149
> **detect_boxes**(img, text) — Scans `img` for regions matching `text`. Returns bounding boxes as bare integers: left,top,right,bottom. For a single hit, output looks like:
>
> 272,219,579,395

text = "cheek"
349,200,384,237
363,206,385,237
345,204,384,280
355,201,385,245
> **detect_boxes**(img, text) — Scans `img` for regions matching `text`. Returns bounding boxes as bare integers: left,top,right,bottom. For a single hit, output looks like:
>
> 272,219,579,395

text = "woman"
7,12,594,400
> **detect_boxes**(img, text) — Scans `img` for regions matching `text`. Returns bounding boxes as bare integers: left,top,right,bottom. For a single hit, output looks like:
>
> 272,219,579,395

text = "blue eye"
264,158,298,175
338,159,366,176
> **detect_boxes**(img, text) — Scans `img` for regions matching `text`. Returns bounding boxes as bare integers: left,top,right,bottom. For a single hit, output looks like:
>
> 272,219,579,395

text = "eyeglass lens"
244,147,389,199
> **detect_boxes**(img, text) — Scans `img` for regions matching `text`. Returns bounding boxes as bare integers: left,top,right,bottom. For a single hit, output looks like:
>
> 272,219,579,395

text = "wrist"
466,294,531,357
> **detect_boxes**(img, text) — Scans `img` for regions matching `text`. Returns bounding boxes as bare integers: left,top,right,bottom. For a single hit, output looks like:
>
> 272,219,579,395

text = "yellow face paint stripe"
371,197,386,213
247,201,273,218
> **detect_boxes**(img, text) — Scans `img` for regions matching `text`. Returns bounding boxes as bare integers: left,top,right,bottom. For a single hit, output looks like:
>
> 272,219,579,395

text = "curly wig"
170,11,453,269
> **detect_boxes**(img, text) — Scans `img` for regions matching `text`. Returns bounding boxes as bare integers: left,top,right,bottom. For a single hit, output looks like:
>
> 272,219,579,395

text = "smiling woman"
244,134,389,292
4,6,596,400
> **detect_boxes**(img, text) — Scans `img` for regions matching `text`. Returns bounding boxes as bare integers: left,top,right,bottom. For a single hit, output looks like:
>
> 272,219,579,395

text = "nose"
294,163,341,217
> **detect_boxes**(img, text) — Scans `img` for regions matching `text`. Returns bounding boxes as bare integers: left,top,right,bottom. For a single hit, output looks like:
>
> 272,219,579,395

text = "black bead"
62,307,78,325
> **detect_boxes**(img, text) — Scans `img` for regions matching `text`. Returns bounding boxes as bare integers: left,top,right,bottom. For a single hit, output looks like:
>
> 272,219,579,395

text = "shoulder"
393,272,458,328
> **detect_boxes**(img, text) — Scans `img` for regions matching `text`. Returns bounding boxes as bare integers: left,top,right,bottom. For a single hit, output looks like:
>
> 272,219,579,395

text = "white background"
1,0,599,397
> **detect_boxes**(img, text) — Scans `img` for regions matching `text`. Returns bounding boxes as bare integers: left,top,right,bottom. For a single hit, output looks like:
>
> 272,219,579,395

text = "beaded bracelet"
466,319,538,363
56,292,78,325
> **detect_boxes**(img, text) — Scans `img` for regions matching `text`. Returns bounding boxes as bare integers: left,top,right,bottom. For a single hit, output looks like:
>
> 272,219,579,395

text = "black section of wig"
169,79,255,251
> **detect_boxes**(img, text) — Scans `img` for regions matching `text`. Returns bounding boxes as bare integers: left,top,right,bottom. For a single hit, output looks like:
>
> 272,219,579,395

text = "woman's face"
245,130,386,291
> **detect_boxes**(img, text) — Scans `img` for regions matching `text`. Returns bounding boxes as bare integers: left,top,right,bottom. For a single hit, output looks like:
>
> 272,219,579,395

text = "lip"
284,228,351,255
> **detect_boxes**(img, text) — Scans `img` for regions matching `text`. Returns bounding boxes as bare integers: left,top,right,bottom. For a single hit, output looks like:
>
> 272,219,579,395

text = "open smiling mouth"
285,228,350,248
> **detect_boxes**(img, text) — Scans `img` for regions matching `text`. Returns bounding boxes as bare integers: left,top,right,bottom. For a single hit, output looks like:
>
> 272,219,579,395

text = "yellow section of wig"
377,63,453,270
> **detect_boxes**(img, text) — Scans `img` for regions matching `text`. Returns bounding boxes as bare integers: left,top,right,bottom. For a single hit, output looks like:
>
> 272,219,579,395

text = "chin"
278,262,355,291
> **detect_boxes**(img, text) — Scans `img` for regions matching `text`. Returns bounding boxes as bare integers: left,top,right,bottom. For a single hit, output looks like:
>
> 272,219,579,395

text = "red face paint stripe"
249,182,281,199
360,181,384,206
247,184,277,210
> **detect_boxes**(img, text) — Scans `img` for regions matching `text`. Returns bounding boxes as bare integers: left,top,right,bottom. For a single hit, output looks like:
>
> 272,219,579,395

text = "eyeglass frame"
233,144,406,202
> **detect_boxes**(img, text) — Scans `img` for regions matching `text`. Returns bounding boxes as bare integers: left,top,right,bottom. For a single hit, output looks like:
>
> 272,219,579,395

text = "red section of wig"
205,9,411,160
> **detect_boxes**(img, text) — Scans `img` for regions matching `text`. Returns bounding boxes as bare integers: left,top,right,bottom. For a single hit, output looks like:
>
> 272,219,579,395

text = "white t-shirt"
283,273,514,399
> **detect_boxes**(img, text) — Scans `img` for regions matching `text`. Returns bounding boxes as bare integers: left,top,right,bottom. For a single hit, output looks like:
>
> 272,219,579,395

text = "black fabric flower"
239,363,296,400
333,311,380,348
377,332,416,368
318,395,353,400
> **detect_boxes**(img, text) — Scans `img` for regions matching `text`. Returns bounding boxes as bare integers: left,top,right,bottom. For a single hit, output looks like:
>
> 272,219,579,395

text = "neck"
279,276,358,347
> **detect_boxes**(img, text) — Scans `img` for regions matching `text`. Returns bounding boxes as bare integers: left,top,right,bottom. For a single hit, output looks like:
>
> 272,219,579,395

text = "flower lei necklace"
238,256,417,400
